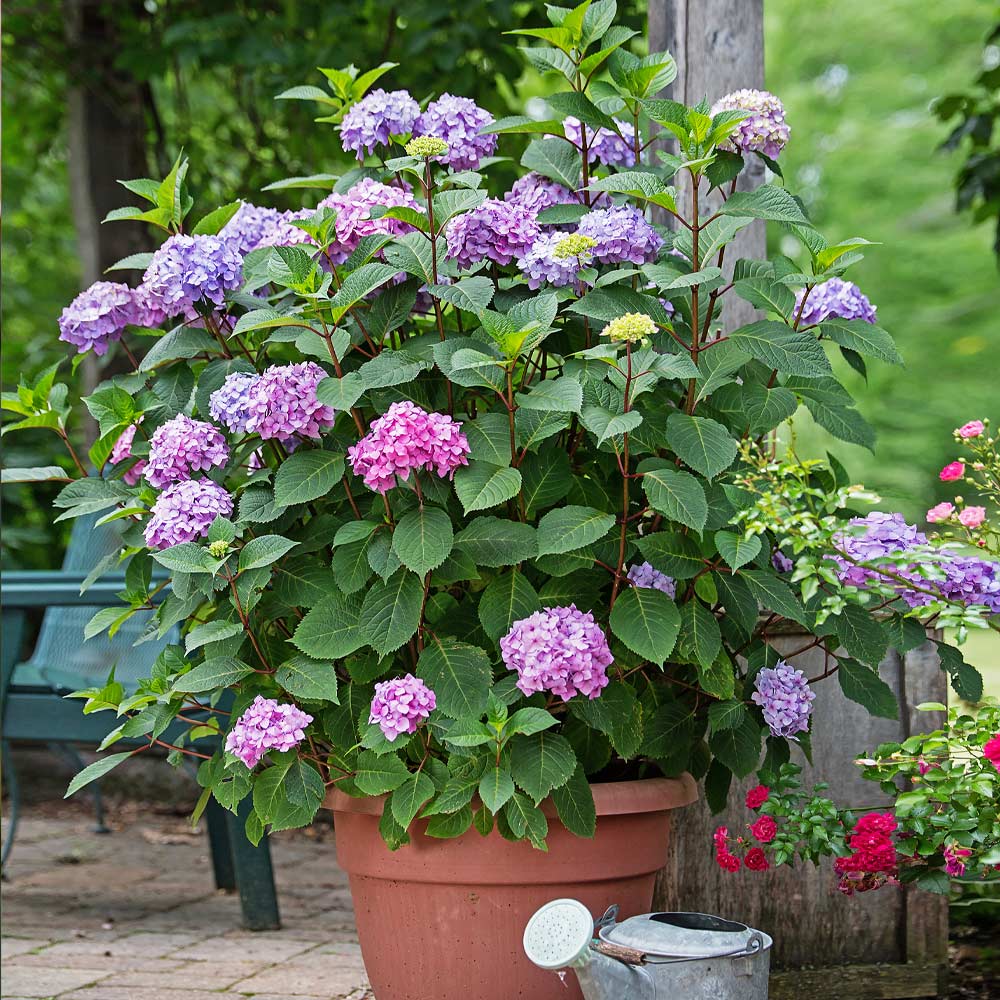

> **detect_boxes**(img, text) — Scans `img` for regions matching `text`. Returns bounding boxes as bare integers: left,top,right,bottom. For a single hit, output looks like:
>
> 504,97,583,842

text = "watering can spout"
522,899,655,1000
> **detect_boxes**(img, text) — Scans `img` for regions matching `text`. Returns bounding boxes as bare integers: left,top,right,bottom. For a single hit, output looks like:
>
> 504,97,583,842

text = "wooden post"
648,0,766,331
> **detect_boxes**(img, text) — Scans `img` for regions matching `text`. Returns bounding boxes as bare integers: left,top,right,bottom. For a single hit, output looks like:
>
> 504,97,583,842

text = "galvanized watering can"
523,898,773,1000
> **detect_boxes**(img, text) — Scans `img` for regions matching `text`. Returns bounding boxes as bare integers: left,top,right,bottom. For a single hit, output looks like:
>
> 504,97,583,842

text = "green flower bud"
552,233,597,260
405,136,448,158
207,540,229,559
601,312,657,344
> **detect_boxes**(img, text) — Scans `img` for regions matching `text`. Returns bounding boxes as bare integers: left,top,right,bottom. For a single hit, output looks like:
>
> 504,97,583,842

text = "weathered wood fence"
654,633,949,999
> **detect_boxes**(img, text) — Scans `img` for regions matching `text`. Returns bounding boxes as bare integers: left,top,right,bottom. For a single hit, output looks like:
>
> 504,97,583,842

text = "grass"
766,0,996,522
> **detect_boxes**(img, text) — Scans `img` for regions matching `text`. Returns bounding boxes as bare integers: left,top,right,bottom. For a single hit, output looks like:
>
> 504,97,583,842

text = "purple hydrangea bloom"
517,232,589,289
110,423,146,486
795,278,877,326
209,371,260,434
772,550,794,574
504,172,577,217
413,93,497,170
58,281,135,356
564,116,637,167
939,557,1000,615
752,660,815,738
220,203,314,256
341,88,420,159
144,415,229,488
833,512,928,593
369,674,437,742
348,400,470,494
318,178,422,264
446,198,540,270
225,696,314,769
143,479,234,550
245,362,335,442
142,234,243,320
131,282,167,328
500,605,613,702
626,561,677,598
710,89,790,159
578,205,664,265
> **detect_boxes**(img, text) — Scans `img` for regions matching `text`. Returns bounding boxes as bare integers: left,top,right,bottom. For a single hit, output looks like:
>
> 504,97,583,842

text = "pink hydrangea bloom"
144,414,229,488
110,423,146,485
959,506,986,529
504,172,577,217
939,461,965,482
143,479,234,550
413,93,497,170
500,605,612,702
224,695,314,769
369,674,437,742
347,401,470,494
577,205,663,265
926,502,955,523
245,362,335,442
957,420,985,439
710,88,790,159
318,179,422,264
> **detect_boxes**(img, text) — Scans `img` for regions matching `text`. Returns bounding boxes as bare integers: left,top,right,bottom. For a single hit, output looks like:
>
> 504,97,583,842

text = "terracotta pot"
327,775,697,1000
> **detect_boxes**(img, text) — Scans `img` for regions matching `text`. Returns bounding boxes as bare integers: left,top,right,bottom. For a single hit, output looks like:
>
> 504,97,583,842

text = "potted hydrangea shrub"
5,3,997,998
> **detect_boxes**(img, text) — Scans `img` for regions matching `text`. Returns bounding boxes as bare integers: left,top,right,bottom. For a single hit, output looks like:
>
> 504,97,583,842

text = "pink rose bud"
926,502,954,523
939,461,965,482
958,506,986,529
957,420,985,439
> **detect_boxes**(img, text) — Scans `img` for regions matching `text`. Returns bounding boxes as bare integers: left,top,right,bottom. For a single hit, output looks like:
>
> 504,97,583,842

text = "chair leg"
227,797,280,931
205,797,236,891
1,740,21,873
51,743,109,833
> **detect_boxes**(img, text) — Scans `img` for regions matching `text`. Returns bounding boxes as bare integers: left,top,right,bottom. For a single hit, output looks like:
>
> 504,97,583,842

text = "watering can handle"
592,940,648,965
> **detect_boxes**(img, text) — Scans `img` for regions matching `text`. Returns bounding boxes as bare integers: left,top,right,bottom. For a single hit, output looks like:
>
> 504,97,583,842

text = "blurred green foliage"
1,0,994,567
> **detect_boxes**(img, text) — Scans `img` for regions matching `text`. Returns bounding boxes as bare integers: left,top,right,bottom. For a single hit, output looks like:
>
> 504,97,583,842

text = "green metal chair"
1,514,280,929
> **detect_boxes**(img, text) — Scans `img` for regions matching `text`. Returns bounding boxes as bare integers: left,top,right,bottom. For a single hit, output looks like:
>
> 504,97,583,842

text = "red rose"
744,848,769,871
716,851,740,873
750,815,777,844
745,785,770,810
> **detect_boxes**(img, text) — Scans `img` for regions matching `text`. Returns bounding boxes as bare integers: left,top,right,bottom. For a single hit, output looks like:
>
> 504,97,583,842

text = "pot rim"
326,773,697,817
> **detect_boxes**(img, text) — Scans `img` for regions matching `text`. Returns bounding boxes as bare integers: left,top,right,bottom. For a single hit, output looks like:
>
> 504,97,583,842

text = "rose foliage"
3,1,996,851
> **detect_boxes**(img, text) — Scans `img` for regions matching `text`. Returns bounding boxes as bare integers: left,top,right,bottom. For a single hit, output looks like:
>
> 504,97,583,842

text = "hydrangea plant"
3,0,996,851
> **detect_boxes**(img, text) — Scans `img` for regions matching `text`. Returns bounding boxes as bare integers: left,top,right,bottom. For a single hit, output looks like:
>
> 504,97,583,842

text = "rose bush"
3,0,997,851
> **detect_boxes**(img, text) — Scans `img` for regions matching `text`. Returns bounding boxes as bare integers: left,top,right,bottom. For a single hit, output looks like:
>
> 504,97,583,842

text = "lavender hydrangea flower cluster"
224,695,314,769
795,278,877,326
771,550,794,574
57,281,135,356
318,179,422,264
446,198,540,269
348,401,470,493
131,282,167,328
142,234,243,320
500,605,613,701
220,203,313,256
517,232,590,289
369,674,437,742
504,172,576,217
110,423,146,485
939,557,1000,615
143,479,234,550
413,93,497,170
340,88,420,159
626,561,677,598
578,205,663,265
246,363,335,441
751,660,815,738
144,414,229,488
209,371,259,434
563,116,636,166
833,512,929,598
710,89,790,159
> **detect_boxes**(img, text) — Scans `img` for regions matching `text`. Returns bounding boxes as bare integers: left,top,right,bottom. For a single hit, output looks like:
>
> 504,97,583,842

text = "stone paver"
2,807,371,1000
